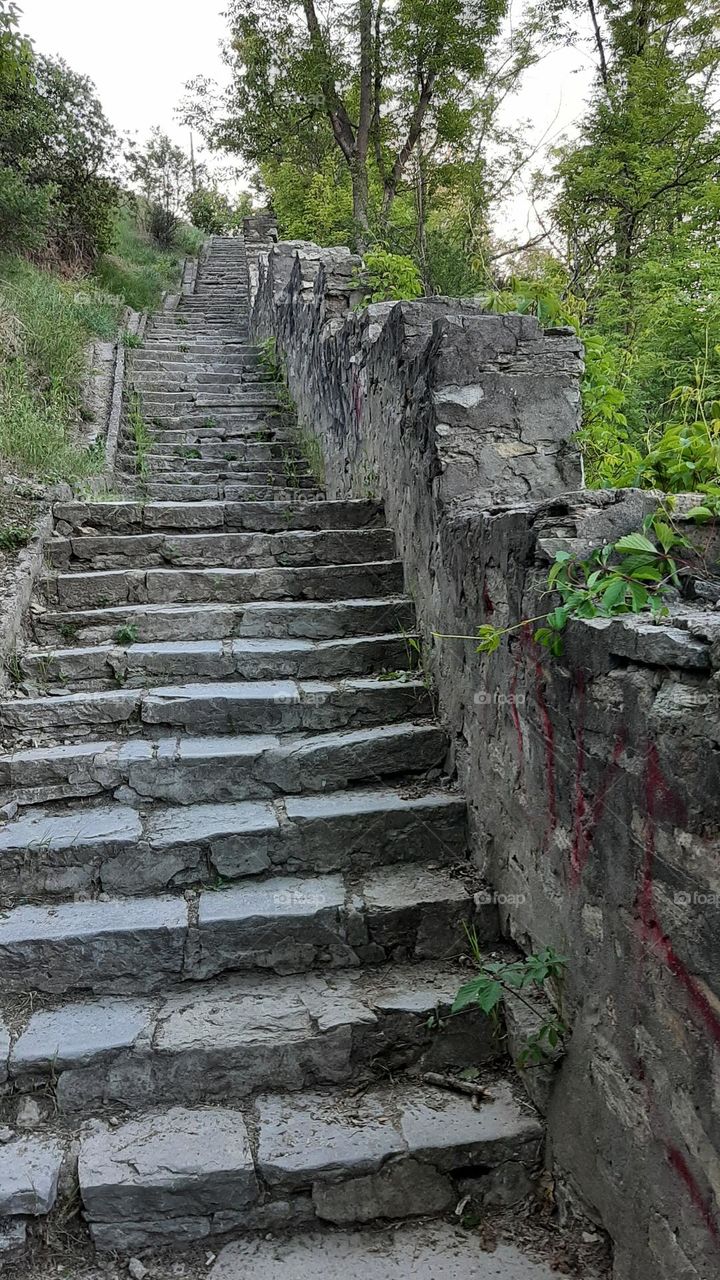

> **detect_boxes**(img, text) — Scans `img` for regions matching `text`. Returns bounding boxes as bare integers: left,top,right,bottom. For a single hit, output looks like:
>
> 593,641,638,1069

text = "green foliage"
185,185,250,236
435,504,718,659
357,249,423,302
114,624,139,645
0,522,30,550
147,201,179,250
453,926,568,1067
0,4,118,262
94,202,192,313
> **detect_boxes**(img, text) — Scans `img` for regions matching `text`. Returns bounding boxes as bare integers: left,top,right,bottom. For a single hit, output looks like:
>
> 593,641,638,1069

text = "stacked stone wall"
250,229,720,1280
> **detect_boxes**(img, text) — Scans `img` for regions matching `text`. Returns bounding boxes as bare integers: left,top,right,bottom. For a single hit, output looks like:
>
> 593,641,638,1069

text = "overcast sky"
17,0,596,235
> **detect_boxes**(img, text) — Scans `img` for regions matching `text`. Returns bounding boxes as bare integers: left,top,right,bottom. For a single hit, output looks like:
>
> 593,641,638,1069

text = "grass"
0,200,203,485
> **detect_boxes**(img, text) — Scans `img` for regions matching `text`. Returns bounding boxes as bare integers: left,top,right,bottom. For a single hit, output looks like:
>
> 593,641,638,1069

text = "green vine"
436,503,719,659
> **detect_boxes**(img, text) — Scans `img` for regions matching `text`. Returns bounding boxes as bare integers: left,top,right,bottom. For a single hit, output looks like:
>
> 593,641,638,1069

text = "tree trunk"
350,156,371,253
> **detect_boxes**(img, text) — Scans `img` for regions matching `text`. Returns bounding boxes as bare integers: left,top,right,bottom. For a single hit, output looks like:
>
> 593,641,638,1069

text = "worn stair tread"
31,596,416,645
0,784,465,899
0,676,433,743
40,561,406,609
0,721,450,807
74,1078,540,1246
19,633,416,691
47,527,397,571
209,1223,567,1280
5,959,502,1111
52,500,385,534
0,860,490,994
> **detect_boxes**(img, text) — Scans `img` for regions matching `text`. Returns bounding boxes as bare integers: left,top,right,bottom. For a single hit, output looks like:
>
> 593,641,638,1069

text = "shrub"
147,201,179,249
359,249,424,302
186,186,234,235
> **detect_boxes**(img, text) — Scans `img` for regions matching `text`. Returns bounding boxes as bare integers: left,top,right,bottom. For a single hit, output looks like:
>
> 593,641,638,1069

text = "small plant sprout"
114,624,139,646
0,524,32,552
122,331,143,349
453,925,568,1067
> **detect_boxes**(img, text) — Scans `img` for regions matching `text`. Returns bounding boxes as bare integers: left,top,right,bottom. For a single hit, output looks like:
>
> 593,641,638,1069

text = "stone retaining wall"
250,231,720,1280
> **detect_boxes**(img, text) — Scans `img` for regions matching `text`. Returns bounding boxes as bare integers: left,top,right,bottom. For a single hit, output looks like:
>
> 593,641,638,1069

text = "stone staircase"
0,237,592,1277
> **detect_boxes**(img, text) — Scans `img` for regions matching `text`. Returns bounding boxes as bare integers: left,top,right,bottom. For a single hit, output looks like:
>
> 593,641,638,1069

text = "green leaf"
615,533,658,555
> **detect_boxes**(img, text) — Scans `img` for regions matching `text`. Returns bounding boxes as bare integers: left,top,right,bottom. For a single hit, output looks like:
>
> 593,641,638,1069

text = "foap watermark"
674,890,719,908
474,688,526,708
474,889,527,907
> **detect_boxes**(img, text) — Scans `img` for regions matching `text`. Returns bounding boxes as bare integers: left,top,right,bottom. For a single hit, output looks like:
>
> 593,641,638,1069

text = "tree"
189,0,509,250
124,128,193,218
552,1,720,322
0,1,117,260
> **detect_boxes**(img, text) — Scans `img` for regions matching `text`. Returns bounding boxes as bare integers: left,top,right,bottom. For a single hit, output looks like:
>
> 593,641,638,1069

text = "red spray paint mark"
570,674,587,885
351,368,363,424
482,580,495,615
667,1148,720,1243
509,650,524,760
534,657,557,837
637,740,720,1041
570,724,626,887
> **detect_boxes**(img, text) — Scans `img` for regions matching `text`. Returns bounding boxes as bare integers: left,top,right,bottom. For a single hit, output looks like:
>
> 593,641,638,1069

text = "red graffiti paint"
482,580,495,615
637,740,720,1054
570,728,626,887
534,657,557,836
667,1148,720,1242
509,650,524,759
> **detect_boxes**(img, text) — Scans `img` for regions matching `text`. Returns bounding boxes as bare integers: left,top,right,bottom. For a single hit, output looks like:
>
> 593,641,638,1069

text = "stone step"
0,785,465,901
33,596,416,646
47,528,397,571
125,441,301,461
76,1078,539,1248
0,861,489,994
116,453,299,474
0,721,449,807
40,561,404,609
203,1223,566,1280
119,470,314,491
123,459,307,480
52,499,384,535
0,676,433,744
6,961,492,1112
19,632,415,690
137,483,325,502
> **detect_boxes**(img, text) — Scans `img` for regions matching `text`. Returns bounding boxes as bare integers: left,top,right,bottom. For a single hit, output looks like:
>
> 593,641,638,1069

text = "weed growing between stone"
453,926,568,1068
258,337,326,488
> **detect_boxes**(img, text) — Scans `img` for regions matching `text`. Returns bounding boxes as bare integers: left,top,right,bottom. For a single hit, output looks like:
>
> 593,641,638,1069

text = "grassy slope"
0,202,203,485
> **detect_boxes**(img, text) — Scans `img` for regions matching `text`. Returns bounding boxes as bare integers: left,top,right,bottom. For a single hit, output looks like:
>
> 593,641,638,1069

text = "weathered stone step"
0,785,464,901
47,528,396,571
124,459,308,481
0,677,433,744
126,441,295,461
40,561,404,609
116,453,299,476
205,1223,565,1280
33,596,415,646
0,721,448,807
137,482,325,503
76,1079,539,1248
53,499,384,535
20,632,415,690
6,961,493,1112
0,861,487,994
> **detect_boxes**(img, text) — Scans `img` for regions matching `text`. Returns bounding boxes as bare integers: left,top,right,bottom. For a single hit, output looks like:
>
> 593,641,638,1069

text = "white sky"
17,0,596,235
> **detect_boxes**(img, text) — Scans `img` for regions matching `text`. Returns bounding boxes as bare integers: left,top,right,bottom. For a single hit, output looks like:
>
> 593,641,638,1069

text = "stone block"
79,1107,258,1222
0,1136,64,1216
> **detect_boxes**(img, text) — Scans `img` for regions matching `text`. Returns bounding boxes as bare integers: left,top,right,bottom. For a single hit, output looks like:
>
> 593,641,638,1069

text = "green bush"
0,165,53,252
358,250,424,302
186,186,234,235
